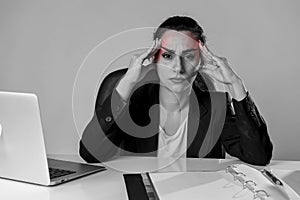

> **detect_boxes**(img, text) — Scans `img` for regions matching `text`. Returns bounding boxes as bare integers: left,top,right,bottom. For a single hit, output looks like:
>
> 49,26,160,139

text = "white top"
157,115,188,158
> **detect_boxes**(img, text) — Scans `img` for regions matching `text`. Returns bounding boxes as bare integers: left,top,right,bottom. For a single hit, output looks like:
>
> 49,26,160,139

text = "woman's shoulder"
104,68,128,82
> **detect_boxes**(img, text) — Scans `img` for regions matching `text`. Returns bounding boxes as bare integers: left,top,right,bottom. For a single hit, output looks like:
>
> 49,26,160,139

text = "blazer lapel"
187,84,227,158
134,84,160,156
132,77,225,158
187,85,211,157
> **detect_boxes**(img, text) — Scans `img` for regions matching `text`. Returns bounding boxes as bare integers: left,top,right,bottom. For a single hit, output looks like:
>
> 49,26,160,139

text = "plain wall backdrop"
0,0,299,160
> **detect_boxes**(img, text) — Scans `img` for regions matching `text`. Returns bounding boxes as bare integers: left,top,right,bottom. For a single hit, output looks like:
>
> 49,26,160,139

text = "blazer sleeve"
79,88,129,163
79,69,130,163
220,92,273,166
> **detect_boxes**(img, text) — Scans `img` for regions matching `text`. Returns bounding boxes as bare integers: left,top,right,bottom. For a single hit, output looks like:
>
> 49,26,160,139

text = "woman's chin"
162,82,191,94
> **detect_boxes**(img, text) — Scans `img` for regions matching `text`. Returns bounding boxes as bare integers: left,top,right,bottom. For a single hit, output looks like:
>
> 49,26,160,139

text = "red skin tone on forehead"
156,31,201,62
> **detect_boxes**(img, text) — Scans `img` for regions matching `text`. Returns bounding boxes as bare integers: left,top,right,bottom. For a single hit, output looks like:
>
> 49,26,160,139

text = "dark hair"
153,16,206,44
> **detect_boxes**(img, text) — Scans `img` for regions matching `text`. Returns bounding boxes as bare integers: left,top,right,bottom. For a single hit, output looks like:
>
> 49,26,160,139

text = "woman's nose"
173,55,185,74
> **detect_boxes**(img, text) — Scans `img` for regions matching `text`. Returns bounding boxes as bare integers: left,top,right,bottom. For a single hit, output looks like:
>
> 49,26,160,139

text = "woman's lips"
169,77,186,83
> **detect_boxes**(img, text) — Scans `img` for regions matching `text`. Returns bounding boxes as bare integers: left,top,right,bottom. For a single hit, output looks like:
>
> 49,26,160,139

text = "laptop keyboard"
49,167,76,179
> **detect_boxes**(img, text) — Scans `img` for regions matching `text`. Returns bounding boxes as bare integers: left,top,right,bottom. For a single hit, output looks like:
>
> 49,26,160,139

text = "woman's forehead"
161,30,199,51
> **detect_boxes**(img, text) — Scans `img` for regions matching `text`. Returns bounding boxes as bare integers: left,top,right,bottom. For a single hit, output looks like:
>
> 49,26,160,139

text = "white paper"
148,164,299,200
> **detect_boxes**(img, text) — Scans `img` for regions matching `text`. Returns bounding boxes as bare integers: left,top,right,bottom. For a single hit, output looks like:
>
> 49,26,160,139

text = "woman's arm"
79,68,130,163
80,40,161,163
220,92,273,165
198,44,273,165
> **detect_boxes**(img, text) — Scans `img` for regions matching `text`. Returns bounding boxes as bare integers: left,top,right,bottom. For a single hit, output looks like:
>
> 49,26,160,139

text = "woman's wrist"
115,76,137,101
226,77,247,101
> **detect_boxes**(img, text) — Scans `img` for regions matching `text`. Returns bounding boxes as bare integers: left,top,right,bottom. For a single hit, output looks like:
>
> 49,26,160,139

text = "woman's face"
156,30,201,93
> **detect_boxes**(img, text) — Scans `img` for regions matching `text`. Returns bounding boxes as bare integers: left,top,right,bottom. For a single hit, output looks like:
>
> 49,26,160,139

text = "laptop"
0,91,106,186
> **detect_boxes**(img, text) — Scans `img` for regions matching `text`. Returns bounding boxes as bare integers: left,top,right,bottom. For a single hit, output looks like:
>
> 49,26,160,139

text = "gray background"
0,0,299,160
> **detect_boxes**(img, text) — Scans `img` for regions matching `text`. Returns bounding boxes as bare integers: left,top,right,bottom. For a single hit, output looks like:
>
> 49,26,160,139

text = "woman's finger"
146,38,161,59
203,45,216,58
204,46,229,67
202,44,224,65
140,38,160,62
199,43,216,66
203,63,220,71
201,67,226,83
129,39,156,65
141,39,161,66
129,54,140,67
199,43,213,59
200,68,218,80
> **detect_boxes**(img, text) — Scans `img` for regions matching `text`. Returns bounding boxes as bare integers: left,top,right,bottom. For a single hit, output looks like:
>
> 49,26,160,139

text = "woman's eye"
184,54,195,60
162,53,173,60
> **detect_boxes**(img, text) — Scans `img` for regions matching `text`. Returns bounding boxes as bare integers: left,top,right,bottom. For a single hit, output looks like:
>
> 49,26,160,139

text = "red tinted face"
156,30,201,93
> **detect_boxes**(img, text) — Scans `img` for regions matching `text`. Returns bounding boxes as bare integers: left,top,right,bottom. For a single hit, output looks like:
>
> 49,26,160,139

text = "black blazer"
79,68,273,165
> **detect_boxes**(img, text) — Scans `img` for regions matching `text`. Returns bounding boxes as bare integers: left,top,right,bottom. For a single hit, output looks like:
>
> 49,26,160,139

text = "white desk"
0,155,300,200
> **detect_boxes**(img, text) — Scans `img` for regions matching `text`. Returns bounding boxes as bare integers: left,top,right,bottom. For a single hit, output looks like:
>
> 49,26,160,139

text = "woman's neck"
159,86,191,112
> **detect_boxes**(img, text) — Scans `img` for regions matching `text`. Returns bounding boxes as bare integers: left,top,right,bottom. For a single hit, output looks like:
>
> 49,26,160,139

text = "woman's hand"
198,43,247,101
116,39,161,101
125,38,160,84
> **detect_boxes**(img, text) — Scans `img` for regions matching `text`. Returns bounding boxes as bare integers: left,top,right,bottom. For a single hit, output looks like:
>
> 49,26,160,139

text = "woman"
79,16,273,165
